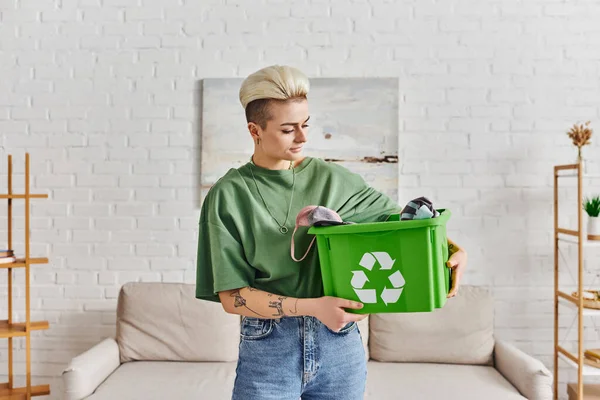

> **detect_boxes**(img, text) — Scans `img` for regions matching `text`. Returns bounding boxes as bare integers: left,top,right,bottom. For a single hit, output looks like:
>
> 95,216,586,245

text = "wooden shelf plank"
555,163,580,171
0,194,48,199
558,228,580,237
558,173,600,178
558,345,600,376
559,236,600,247
558,290,578,305
559,294,600,316
0,258,49,270
0,320,49,338
0,384,50,399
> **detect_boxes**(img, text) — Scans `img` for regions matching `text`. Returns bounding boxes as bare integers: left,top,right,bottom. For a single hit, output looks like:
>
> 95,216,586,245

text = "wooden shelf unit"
552,161,600,400
1,154,50,399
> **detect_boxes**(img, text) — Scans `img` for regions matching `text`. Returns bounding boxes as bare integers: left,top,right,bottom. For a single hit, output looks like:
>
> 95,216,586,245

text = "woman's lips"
290,147,303,153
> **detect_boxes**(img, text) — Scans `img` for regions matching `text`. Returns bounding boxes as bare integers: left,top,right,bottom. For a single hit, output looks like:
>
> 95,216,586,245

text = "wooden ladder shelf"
1,154,50,399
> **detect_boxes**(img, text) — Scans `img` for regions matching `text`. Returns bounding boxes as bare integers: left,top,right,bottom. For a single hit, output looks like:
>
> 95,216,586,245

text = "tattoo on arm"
229,287,300,318
448,240,461,256
288,298,299,315
269,296,288,317
230,288,268,318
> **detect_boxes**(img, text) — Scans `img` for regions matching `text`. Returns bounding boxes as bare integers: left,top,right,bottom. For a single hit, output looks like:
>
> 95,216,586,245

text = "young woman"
196,65,468,400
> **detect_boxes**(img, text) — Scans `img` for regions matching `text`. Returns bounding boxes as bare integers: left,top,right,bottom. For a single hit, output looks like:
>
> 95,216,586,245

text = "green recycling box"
307,209,451,314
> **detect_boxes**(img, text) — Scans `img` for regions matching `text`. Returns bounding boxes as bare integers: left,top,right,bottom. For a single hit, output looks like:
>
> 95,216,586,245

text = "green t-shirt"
195,157,401,303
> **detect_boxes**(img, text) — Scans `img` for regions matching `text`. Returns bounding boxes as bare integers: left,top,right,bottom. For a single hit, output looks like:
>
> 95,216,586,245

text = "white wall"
2,0,600,398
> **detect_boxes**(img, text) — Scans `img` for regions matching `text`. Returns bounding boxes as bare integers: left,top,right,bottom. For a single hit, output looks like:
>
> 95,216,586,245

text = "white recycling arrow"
381,287,403,305
354,289,377,304
359,253,376,271
353,251,405,306
372,252,396,270
388,270,405,288
351,270,369,289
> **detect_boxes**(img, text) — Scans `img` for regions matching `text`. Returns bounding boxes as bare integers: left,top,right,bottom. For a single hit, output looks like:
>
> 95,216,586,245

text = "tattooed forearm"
449,243,456,255
269,296,288,317
230,289,268,317
231,289,245,307
288,298,299,315
448,238,461,255
222,287,308,319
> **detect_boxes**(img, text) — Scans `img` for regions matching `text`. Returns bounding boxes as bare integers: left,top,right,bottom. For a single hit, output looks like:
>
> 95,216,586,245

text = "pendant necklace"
249,157,295,234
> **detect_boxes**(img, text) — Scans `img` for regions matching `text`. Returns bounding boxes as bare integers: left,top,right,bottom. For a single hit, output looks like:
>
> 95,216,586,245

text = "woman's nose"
295,127,307,143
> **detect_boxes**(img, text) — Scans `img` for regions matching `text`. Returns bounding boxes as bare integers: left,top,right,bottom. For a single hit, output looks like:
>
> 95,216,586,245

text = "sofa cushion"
117,282,240,363
365,362,526,399
85,361,237,400
369,285,494,365
83,360,524,400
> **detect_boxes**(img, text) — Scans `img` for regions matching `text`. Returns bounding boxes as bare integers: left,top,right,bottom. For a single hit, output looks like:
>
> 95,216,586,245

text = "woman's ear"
248,122,260,141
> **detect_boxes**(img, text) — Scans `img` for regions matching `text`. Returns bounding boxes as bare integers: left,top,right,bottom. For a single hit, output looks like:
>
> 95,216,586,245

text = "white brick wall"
1,0,600,398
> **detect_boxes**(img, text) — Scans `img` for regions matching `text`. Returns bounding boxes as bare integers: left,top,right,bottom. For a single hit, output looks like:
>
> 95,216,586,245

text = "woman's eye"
283,125,308,134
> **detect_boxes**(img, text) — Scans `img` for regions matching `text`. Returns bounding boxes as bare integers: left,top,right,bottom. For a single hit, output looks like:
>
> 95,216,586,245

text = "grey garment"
400,196,440,221
291,205,354,262
308,206,354,227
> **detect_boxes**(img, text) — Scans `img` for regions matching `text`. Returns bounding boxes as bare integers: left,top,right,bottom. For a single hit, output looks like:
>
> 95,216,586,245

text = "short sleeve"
195,221,256,303
336,168,402,224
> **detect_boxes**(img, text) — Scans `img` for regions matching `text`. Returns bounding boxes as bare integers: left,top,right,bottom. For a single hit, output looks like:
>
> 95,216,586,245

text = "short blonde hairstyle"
239,65,310,129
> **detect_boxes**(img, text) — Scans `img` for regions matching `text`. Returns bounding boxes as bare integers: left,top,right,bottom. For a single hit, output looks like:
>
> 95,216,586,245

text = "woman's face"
249,99,309,164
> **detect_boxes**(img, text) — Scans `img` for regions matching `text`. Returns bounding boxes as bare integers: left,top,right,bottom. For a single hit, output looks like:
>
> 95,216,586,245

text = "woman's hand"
307,296,367,332
446,248,467,298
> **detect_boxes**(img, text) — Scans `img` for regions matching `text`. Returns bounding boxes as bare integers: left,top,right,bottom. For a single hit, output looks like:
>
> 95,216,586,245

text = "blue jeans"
232,315,367,400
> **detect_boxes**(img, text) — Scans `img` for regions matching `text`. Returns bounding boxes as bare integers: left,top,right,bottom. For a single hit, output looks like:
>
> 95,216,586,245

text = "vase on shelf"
577,149,588,174
588,216,600,240
567,121,592,173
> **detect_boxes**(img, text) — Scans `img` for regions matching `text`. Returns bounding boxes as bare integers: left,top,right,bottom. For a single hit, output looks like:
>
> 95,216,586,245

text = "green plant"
584,196,600,217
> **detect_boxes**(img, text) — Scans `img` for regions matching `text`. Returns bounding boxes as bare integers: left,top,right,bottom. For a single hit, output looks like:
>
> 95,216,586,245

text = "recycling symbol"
351,252,405,305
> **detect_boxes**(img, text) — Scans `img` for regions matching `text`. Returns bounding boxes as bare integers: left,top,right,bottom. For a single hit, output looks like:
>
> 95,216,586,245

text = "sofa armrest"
62,337,121,400
494,339,552,400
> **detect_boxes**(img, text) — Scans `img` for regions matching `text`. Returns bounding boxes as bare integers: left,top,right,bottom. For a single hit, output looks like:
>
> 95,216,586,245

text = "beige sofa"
62,283,552,400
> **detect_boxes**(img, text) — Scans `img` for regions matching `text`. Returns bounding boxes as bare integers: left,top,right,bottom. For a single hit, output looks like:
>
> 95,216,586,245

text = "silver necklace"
249,157,295,234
